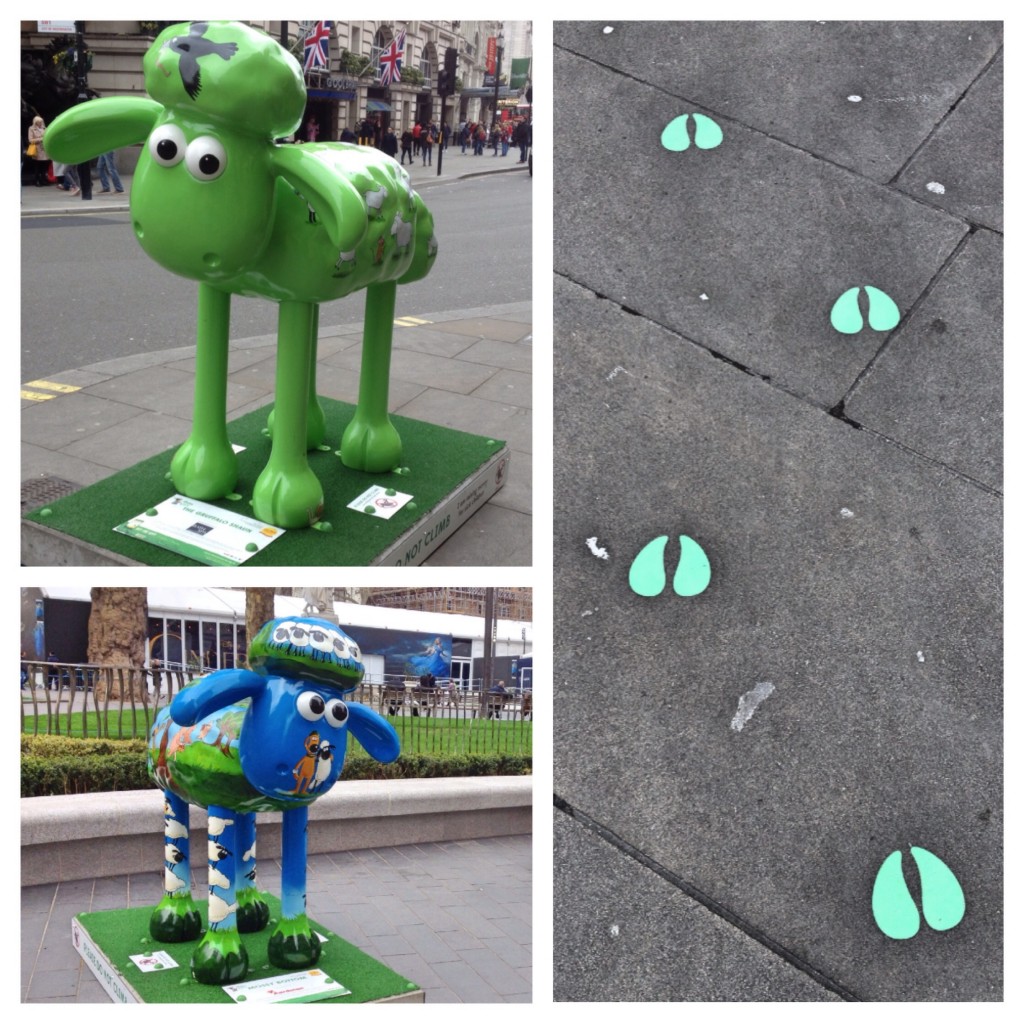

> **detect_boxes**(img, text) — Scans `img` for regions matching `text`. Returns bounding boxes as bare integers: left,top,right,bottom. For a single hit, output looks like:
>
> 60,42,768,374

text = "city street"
22,168,531,381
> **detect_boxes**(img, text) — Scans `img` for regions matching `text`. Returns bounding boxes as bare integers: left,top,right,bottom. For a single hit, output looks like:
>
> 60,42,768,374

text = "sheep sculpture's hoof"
149,895,202,943
251,463,324,529
236,890,271,933
340,415,402,473
268,916,321,969
170,435,238,500
191,929,249,985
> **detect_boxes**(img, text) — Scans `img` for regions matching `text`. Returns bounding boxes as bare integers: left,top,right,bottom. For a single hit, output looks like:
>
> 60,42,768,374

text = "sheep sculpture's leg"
268,805,321,969
150,791,202,942
170,284,238,499
251,301,325,528
191,806,249,985
266,305,326,451
340,280,403,473
234,811,270,933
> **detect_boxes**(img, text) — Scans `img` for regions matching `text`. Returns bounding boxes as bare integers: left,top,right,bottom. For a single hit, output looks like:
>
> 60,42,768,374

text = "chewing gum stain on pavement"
730,681,775,732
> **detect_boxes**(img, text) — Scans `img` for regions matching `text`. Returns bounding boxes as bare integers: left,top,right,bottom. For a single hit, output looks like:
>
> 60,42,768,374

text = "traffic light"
444,46,457,77
437,69,451,95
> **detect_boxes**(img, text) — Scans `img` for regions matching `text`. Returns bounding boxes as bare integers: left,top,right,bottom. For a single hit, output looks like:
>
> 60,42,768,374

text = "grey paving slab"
21,444,113,489
59,411,189,470
895,54,1003,230
554,49,967,409
553,278,1001,1001
456,336,534,373
22,392,144,450
472,368,533,408
556,21,1003,182
425,504,531,567
324,345,500,395
846,229,1002,491
554,814,841,1001
22,835,531,1004
396,389,532,454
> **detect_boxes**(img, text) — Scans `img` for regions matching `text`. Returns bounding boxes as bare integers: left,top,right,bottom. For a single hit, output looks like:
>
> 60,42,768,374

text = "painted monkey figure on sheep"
45,21,437,529
147,616,400,985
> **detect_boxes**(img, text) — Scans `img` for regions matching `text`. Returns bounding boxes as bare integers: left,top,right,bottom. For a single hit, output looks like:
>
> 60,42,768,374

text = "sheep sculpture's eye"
149,124,187,167
326,700,348,726
296,691,326,722
185,136,227,181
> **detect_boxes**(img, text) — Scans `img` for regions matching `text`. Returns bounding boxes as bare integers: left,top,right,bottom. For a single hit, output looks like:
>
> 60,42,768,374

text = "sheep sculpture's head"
169,616,399,806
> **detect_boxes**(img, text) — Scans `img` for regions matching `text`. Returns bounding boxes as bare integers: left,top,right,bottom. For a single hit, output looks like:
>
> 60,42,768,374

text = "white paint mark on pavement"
586,537,609,560
699,293,709,301
607,365,633,381
603,26,614,34
609,923,620,937
917,650,925,662
926,181,946,195
840,507,854,518
848,95,863,103
731,681,775,732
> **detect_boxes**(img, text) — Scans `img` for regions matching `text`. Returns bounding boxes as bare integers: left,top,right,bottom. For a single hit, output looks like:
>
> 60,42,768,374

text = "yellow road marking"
24,379,82,394
393,316,432,327
21,390,56,401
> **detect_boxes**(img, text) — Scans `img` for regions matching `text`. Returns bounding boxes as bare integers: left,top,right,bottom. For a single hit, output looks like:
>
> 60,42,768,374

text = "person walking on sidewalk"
96,150,124,193
421,123,435,166
27,116,50,186
400,127,413,165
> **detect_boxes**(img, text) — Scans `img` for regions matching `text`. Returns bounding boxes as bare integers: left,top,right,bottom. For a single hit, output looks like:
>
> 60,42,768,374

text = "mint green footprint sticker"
830,286,900,334
872,846,965,939
629,535,711,597
661,113,723,151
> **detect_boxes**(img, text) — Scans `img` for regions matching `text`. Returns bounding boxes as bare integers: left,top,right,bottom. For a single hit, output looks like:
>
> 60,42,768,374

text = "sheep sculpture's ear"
45,96,163,165
346,702,401,764
269,145,369,256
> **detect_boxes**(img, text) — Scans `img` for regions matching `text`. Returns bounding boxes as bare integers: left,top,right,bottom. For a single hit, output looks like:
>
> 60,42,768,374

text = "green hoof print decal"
830,286,900,335
661,113,723,151
629,534,711,597
872,846,965,939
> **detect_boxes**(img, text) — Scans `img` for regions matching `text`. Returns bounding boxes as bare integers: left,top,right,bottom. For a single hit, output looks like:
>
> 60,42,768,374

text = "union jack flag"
378,29,406,86
303,21,331,72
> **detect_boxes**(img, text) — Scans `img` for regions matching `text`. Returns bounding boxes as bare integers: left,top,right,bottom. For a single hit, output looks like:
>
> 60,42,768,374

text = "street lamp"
492,30,504,128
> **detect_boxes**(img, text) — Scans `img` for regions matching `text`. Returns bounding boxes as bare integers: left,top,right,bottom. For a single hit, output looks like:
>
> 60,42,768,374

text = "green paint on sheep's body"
44,21,438,529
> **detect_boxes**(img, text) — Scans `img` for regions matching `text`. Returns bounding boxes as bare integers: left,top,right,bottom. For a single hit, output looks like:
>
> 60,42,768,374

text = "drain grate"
22,475,81,513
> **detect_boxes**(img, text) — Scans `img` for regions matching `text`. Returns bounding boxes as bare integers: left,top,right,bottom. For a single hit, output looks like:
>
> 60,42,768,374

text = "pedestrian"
514,119,530,164
412,120,422,156
421,123,434,166
486,679,508,719
460,122,469,154
501,123,511,157
53,161,79,193
21,652,29,690
381,126,398,160
26,115,50,186
400,127,413,165
76,156,93,200
47,652,60,690
442,122,450,150
339,126,357,143
475,123,486,156
96,150,124,193
490,123,501,156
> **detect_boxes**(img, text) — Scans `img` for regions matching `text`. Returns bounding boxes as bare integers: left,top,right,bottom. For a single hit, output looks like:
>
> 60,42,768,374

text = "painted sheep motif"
146,616,400,985
45,21,437,529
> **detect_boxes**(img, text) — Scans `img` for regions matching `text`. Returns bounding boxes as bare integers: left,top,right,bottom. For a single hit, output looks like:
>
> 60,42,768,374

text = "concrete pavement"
553,21,1002,1002
21,152,531,566
22,834,531,1003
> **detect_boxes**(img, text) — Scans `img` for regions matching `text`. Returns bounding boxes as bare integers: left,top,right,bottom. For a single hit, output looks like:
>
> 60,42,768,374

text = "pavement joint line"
887,44,1004,186
554,794,861,1002
839,226,974,409
556,270,1001,500
555,41,983,231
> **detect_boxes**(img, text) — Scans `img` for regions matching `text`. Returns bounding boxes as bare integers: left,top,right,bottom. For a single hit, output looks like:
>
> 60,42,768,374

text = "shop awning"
366,99,392,112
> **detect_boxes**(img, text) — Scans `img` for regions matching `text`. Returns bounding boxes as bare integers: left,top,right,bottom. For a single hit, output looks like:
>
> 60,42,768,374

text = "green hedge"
20,736,531,797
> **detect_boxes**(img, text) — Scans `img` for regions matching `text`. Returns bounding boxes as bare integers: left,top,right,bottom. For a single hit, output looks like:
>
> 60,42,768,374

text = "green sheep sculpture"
45,21,437,528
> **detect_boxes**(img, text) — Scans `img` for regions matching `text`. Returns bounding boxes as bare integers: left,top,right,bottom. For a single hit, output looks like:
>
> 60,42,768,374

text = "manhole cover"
22,475,80,512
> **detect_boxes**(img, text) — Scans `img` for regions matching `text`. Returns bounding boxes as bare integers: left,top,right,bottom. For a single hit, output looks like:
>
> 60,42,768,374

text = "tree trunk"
245,589,277,666
87,588,148,700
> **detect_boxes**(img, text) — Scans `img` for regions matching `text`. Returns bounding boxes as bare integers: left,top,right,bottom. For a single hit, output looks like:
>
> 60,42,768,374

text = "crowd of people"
302,113,532,169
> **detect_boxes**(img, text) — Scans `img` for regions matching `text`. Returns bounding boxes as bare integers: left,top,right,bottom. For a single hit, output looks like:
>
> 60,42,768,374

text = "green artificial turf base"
73,895,422,1003
23,399,506,565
